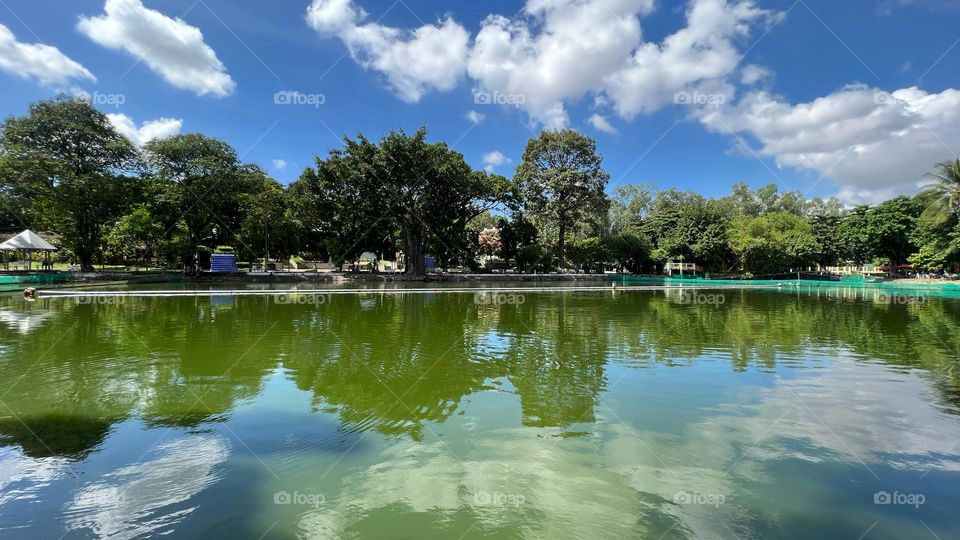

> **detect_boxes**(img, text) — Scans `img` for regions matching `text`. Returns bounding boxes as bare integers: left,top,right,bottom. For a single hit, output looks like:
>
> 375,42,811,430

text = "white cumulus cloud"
481,150,511,173
78,0,235,97
466,110,486,124
0,22,95,86
740,64,772,86
588,114,618,134
468,0,653,129
107,113,182,146
272,159,288,170
697,85,960,204
306,0,469,102
603,0,779,119
303,0,778,127
298,0,960,203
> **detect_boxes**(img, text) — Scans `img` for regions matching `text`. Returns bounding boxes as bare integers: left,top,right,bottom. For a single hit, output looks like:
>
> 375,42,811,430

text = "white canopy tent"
1,230,57,270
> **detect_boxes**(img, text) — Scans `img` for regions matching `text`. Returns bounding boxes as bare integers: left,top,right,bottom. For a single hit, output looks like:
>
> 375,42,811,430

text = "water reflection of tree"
491,294,609,427
283,294,500,439
0,289,959,457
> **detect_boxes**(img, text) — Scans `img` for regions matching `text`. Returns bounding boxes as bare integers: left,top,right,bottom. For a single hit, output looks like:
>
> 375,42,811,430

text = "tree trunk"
557,221,566,269
404,224,426,278
78,250,95,273
184,230,203,275
76,218,96,272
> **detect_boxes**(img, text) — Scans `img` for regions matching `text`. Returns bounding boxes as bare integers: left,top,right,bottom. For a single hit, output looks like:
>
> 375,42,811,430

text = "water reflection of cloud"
703,357,960,474
604,354,960,537
64,435,230,539
0,309,53,335
297,432,651,538
293,354,960,539
0,447,70,507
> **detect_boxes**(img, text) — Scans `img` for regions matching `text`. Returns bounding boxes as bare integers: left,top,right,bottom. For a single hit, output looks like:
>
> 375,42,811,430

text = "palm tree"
920,159,960,224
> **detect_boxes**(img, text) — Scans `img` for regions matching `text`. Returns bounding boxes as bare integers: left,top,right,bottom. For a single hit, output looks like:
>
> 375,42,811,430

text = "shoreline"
7,270,960,296
189,271,612,283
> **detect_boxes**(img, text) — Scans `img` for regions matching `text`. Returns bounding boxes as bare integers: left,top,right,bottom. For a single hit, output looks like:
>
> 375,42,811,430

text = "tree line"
1,96,958,276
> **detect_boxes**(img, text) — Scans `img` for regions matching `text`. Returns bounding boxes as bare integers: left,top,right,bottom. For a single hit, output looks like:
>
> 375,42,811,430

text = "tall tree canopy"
515,129,610,267
143,134,257,270
728,212,820,274
0,97,140,271
608,183,654,235
643,190,732,270
292,128,507,276
864,196,921,266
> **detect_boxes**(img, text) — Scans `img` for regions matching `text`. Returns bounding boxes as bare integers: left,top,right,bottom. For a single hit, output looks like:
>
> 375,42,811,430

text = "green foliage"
605,233,653,273
720,183,807,217
290,128,508,275
287,142,393,267
908,218,960,271
864,196,921,265
498,214,539,263
143,133,263,269
608,183,653,235
837,206,872,265
105,205,163,264
1,98,957,277
728,212,820,274
643,190,732,270
238,177,300,261
804,196,845,218
567,237,610,268
0,97,140,270
515,129,610,266
515,244,555,273
810,214,843,266
920,159,960,224
566,233,652,273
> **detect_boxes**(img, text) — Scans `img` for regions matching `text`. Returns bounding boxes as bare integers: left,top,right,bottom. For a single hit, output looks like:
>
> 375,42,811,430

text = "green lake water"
0,285,959,539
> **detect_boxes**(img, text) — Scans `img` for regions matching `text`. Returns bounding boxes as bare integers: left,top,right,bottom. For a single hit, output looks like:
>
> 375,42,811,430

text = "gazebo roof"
0,230,57,251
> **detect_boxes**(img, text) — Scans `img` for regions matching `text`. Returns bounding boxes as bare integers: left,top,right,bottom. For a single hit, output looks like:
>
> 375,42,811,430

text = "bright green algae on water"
0,286,959,539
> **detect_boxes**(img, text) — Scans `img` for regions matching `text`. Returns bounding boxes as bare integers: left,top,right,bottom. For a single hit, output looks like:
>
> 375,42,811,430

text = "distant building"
664,261,703,276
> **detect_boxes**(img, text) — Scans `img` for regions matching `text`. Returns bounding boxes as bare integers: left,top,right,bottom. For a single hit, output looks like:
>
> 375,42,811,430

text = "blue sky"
1,0,958,204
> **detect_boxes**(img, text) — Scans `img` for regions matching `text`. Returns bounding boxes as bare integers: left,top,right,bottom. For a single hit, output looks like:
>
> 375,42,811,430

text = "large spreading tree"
0,97,140,271
143,134,257,271
515,129,610,268
293,129,507,277
865,196,921,266
375,129,507,276
288,137,393,267
728,212,820,274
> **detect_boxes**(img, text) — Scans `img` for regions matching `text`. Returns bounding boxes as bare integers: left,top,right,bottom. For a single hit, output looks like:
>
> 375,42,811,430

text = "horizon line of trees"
1,96,958,276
